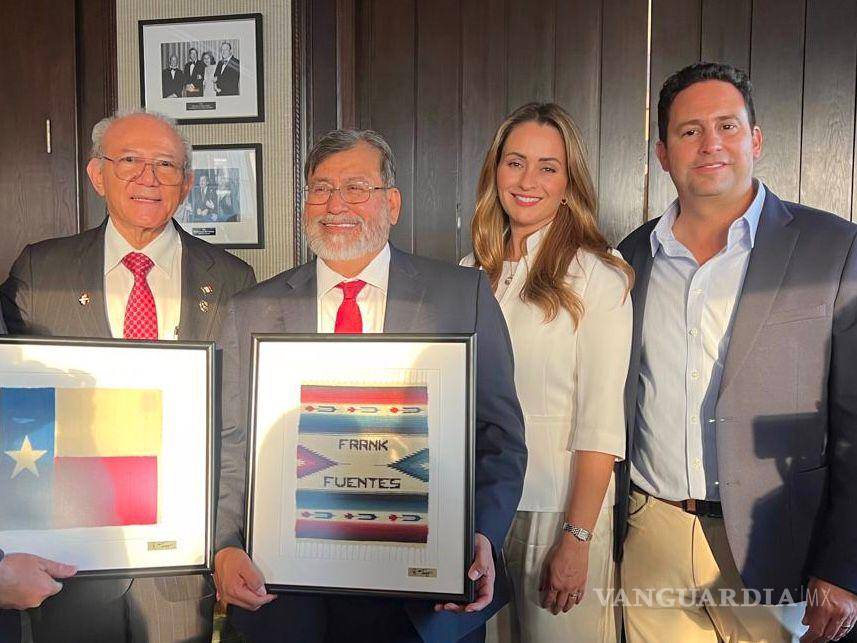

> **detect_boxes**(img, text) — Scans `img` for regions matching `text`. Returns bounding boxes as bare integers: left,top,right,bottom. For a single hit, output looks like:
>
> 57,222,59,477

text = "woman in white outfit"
201,51,217,97
462,102,633,643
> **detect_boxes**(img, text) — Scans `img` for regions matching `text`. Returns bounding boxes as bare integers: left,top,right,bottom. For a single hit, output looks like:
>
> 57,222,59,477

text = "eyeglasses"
100,155,186,186
303,181,390,205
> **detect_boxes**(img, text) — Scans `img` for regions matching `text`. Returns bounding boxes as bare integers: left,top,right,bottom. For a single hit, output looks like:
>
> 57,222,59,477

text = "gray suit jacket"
1,219,255,341
0,218,256,641
616,189,857,599
216,246,527,642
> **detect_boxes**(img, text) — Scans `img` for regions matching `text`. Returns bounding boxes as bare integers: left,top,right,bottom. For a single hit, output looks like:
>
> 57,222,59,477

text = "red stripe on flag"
300,386,427,405
52,456,157,528
295,519,428,543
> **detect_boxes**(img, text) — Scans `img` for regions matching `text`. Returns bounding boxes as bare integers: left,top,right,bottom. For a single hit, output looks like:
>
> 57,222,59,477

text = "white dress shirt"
631,181,766,501
316,243,391,333
104,218,183,340
462,226,631,511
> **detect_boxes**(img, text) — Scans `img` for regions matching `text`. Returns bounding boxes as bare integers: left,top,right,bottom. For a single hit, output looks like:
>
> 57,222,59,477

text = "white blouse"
461,226,632,511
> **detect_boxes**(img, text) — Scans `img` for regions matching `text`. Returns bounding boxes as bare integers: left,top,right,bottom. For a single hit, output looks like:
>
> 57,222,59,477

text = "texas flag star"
5,435,47,478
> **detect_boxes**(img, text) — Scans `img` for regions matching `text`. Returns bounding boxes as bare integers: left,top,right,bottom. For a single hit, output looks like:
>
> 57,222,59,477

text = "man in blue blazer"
616,62,857,643
213,128,527,642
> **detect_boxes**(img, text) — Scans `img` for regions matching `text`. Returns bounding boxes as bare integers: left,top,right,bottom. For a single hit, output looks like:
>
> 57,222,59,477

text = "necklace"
503,260,520,285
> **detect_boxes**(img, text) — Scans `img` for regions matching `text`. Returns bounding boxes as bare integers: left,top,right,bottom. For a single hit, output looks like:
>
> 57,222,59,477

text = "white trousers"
487,493,620,642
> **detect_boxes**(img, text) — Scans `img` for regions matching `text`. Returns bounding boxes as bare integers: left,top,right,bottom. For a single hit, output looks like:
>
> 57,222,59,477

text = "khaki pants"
621,491,807,643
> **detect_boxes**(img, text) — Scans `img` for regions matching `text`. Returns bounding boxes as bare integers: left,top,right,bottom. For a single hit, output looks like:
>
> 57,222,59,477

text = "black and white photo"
139,14,263,124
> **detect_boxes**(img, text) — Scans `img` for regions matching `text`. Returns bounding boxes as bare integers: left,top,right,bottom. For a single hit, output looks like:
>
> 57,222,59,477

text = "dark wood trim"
336,0,357,128
293,0,308,265
76,0,117,232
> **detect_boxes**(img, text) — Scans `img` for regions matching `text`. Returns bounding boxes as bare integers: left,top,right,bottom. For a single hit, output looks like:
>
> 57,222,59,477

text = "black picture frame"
0,336,215,579
138,13,264,125
176,143,264,249
245,334,475,602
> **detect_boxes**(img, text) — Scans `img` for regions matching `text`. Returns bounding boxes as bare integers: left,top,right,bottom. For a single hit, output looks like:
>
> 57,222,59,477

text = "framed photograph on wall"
0,337,214,578
176,144,264,249
246,334,475,601
139,13,264,124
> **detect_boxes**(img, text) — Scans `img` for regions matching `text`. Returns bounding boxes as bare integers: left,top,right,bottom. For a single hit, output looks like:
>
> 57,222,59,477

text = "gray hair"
305,129,397,187
90,108,193,169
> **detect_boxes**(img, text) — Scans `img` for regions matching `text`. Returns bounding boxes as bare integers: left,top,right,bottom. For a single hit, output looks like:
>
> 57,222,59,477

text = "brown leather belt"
632,484,723,518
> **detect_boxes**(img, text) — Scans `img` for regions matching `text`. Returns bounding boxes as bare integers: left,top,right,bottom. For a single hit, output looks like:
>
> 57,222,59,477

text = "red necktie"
334,280,366,333
122,252,158,340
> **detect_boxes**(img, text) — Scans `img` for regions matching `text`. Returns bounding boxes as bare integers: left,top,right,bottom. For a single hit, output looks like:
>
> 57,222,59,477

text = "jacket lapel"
73,222,112,338
718,192,799,396
281,260,318,332
177,228,218,341
383,247,427,333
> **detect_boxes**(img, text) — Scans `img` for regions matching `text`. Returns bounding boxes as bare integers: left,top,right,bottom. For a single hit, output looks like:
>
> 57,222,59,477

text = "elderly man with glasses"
0,109,256,643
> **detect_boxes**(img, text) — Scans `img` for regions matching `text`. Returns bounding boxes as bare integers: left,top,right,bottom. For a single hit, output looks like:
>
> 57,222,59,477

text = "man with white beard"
211,129,527,643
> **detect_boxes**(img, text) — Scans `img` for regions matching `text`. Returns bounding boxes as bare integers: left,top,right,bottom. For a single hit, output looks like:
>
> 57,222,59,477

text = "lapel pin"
201,284,213,295
78,292,90,306
198,300,210,313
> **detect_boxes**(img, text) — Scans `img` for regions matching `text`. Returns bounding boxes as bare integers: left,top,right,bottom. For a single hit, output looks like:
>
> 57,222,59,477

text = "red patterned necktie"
334,280,366,333
122,252,158,340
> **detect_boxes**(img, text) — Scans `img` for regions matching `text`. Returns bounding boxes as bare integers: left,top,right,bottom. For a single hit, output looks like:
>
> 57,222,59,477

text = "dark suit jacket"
616,189,857,599
216,247,527,642
183,60,205,96
0,218,256,641
214,56,240,96
161,67,185,98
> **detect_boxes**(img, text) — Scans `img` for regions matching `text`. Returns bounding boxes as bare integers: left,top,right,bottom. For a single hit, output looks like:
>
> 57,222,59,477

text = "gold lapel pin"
198,300,210,313
201,284,214,295
78,292,90,306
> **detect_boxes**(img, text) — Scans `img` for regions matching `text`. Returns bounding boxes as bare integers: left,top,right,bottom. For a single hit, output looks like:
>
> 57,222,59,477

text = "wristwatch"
0,548,5,564
561,522,593,542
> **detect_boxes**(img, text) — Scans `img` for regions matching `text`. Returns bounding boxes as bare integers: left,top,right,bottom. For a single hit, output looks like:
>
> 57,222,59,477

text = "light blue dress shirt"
631,182,766,501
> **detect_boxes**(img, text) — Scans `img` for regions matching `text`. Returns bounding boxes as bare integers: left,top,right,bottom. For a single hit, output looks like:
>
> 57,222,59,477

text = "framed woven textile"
0,337,214,578
246,334,474,601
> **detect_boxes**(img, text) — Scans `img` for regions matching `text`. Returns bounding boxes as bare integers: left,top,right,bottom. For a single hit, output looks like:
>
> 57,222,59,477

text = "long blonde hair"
471,102,633,327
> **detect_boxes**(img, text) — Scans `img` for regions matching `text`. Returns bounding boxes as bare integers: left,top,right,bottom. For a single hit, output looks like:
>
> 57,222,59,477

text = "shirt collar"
317,243,391,298
649,180,767,257
104,218,181,276
524,223,551,257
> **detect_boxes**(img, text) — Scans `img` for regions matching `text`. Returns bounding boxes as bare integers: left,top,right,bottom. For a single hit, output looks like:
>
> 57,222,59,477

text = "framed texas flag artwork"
247,334,474,601
0,337,213,578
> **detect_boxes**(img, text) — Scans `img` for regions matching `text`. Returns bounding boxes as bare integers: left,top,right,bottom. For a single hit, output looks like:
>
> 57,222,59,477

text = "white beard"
305,211,390,261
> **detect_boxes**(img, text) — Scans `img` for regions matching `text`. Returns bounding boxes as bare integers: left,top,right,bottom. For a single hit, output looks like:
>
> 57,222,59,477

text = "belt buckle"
684,499,722,518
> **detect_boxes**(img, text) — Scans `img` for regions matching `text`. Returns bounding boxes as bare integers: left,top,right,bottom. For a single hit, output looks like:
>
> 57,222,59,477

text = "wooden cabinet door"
0,0,79,282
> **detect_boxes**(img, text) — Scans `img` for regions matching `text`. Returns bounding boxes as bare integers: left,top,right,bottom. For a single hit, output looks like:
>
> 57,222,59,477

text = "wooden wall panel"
77,0,118,231
506,0,555,111
700,0,751,70
647,0,702,219
334,0,857,263
555,0,602,187
799,0,856,219
413,0,460,262
599,0,649,243
750,0,806,203
309,0,338,143
459,0,507,259
368,0,416,252
0,0,79,281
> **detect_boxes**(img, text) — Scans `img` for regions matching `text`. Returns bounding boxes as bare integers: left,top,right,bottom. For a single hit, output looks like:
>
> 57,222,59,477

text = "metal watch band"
561,522,593,542
0,548,5,564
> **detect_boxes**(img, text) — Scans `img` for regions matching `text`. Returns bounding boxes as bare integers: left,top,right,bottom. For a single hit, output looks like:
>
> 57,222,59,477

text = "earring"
560,198,568,206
